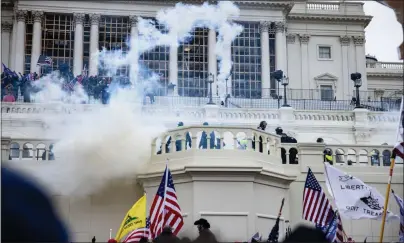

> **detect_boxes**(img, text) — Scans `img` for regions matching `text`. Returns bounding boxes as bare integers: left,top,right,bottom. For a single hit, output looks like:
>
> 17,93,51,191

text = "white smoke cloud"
12,1,243,197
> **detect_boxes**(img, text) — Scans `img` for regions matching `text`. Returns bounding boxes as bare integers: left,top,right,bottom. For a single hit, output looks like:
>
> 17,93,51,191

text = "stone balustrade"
4,125,400,168
1,103,400,126
366,61,404,74
291,1,365,16
1,137,56,161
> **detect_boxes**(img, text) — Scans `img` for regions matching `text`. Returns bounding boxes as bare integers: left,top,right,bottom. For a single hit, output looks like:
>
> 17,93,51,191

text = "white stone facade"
1,1,403,99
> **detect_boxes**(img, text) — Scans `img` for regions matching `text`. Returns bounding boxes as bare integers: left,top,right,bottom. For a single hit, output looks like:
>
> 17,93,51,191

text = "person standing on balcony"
175,122,191,151
2,88,16,102
252,121,267,152
199,122,216,149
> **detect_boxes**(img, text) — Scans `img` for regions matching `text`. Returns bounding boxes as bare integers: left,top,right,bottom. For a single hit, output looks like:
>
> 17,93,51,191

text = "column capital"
274,21,285,33
73,13,85,25
340,35,350,46
352,35,365,46
2,22,13,33
15,10,27,22
286,33,296,44
129,15,138,28
32,11,44,23
259,21,270,33
299,34,310,44
89,13,101,25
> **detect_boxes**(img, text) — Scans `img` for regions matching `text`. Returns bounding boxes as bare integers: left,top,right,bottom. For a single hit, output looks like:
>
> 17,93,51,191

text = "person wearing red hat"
108,238,117,243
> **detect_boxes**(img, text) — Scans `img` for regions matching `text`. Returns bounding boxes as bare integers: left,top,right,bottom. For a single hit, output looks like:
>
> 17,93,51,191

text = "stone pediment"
314,73,338,81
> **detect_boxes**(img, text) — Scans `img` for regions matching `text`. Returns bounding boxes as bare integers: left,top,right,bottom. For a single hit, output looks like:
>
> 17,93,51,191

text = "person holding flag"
115,194,147,243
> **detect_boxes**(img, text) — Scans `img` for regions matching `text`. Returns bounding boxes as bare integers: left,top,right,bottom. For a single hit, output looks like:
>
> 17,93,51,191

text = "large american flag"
149,166,183,239
393,96,404,160
123,217,151,243
305,168,345,242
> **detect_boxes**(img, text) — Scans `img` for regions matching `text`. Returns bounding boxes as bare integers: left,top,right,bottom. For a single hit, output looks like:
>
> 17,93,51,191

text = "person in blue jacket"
199,122,216,149
171,121,191,151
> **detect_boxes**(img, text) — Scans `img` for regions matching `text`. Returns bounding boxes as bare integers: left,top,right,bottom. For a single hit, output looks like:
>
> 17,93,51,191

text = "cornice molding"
366,72,404,78
288,14,373,28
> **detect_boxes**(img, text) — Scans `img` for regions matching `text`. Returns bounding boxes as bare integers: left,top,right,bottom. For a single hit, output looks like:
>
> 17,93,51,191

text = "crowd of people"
1,65,133,104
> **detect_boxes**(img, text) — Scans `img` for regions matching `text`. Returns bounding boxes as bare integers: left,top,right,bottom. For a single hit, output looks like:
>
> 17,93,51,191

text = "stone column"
89,14,100,76
73,13,85,76
15,10,27,74
352,36,367,92
1,22,12,68
10,17,17,70
299,35,310,90
30,11,44,74
208,28,217,96
275,21,287,73
129,15,139,83
340,35,350,100
169,44,178,96
260,21,270,98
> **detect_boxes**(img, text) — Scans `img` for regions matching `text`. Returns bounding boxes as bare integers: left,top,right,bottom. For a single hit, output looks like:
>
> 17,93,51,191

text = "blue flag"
316,215,337,242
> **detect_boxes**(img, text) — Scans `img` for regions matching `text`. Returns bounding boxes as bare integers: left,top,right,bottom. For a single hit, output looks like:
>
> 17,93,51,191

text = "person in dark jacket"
139,237,148,243
175,122,191,151
252,121,267,152
1,166,69,242
199,122,216,149
154,226,180,243
192,218,218,243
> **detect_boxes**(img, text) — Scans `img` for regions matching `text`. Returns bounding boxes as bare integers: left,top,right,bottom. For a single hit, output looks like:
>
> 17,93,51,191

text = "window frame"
317,45,333,61
319,84,334,101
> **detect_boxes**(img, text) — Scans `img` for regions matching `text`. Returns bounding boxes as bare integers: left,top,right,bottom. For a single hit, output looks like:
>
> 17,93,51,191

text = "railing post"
279,106,295,124
203,104,220,123
297,143,325,169
1,137,11,161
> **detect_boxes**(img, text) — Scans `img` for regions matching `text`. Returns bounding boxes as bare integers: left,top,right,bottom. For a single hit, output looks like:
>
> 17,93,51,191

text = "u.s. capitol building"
1,0,403,242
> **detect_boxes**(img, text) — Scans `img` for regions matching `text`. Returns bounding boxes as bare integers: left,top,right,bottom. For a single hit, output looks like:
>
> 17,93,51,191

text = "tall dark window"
231,22,262,98
24,13,33,74
138,19,169,96
41,13,75,71
98,16,130,77
83,16,90,75
178,27,208,97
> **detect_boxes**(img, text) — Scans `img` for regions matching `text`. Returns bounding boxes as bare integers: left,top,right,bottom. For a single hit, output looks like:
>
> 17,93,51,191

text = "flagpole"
379,95,403,243
160,159,169,233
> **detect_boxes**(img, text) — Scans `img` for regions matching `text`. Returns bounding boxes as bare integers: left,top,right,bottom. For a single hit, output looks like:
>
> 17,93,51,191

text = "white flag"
324,163,398,220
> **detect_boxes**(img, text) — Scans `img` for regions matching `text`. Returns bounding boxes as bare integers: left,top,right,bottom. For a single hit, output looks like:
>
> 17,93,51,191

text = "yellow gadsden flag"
115,195,147,242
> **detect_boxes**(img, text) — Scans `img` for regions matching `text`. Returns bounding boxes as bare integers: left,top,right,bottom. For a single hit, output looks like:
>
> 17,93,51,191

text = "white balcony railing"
3,126,400,167
306,3,340,11
0,103,400,126
366,61,404,72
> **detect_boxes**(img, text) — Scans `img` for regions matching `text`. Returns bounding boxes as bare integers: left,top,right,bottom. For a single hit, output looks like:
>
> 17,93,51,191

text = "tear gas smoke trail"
12,1,242,197
101,1,243,100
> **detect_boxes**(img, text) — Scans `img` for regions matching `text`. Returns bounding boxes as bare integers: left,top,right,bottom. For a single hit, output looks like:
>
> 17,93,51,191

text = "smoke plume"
11,1,243,196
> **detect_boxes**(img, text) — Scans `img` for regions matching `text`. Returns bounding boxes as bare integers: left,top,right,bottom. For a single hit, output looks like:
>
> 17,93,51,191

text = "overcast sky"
363,1,403,62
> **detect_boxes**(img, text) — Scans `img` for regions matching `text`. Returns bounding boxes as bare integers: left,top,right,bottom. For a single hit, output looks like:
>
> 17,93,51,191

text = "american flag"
303,168,334,226
315,211,345,243
304,169,345,242
392,190,404,242
123,217,151,243
393,96,404,160
149,165,183,239
37,55,53,66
